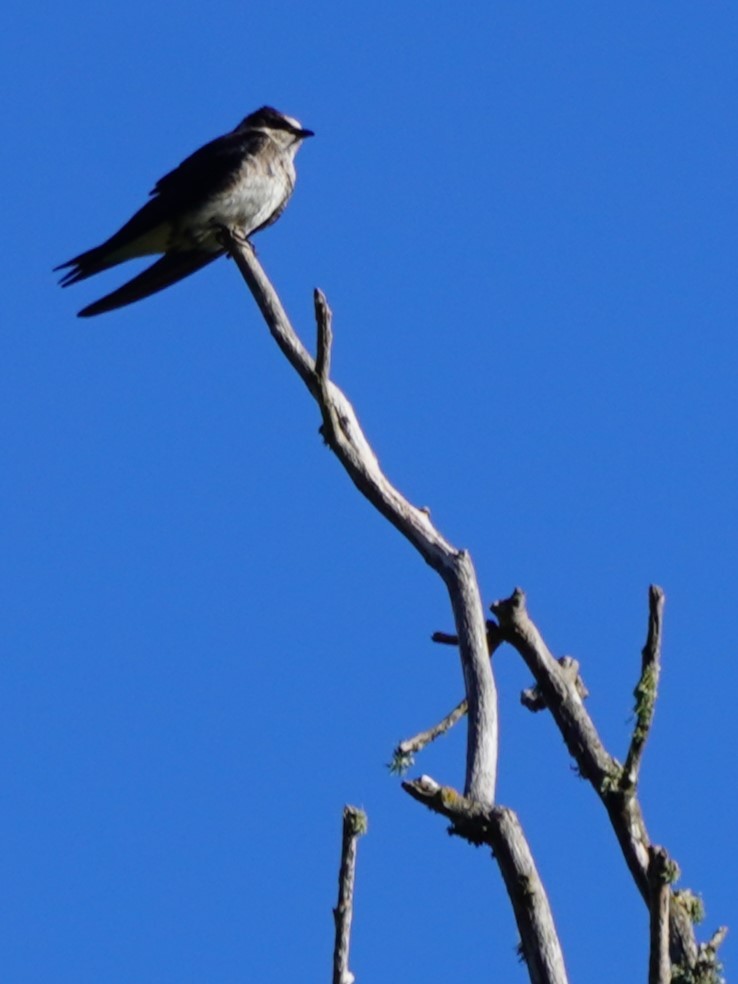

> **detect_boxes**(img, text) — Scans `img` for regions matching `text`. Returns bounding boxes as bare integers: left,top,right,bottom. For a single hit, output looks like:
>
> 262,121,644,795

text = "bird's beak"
298,127,315,138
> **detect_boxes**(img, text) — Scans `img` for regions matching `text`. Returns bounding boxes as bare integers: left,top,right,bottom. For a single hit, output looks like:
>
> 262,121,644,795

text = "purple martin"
55,107,313,317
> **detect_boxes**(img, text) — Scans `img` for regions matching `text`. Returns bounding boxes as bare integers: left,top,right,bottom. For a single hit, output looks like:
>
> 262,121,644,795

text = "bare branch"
695,926,729,984
224,233,497,803
671,903,727,984
389,618,505,771
491,589,617,787
314,288,333,387
221,233,725,982
521,656,589,713
432,618,502,651
622,585,665,791
332,806,367,984
704,925,729,956
491,587,702,973
431,630,462,646
648,846,673,984
403,776,569,984
389,698,467,774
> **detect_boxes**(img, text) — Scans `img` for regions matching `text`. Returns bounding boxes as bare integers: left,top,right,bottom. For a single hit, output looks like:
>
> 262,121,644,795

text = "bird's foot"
215,225,254,254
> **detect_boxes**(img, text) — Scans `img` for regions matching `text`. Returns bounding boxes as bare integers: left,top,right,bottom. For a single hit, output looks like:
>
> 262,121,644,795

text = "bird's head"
236,106,314,149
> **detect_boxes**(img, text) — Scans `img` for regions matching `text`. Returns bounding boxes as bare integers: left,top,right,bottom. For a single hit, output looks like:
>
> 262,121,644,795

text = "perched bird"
55,106,314,317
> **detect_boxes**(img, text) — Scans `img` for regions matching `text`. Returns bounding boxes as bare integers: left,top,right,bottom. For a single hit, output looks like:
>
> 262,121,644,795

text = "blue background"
2,3,736,980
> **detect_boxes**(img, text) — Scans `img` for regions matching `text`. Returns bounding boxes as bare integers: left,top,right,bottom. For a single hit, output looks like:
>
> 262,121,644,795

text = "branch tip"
622,585,666,792
490,587,527,624
332,804,366,984
314,288,334,386
391,699,468,767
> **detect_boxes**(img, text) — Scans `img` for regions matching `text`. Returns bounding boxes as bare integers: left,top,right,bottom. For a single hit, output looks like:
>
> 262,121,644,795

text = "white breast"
181,156,296,250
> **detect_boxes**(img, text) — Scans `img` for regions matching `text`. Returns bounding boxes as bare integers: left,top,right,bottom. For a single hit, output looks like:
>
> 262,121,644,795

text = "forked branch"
225,236,573,983
491,586,726,980
225,233,497,804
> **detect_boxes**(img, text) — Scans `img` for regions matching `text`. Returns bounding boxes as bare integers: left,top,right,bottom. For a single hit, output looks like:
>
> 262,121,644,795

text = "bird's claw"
215,225,254,253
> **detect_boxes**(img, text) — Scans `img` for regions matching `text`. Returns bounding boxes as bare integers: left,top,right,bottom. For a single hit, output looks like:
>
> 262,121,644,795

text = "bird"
55,106,314,317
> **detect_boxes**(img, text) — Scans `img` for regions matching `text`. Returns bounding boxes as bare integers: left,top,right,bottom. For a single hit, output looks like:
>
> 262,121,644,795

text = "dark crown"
237,106,302,133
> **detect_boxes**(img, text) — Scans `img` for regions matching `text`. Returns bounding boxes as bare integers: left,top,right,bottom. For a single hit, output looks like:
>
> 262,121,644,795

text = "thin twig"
694,925,729,982
389,699,467,774
431,618,502,650
622,585,665,791
314,288,333,387
333,806,368,984
704,926,729,955
390,620,504,771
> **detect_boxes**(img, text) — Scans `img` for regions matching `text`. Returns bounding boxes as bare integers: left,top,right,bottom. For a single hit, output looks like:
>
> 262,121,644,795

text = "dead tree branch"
390,620,503,772
521,656,589,712
224,233,497,804
223,239,725,982
491,586,725,979
333,806,367,984
623,585,664,791
648,846,673,984
225,237,570,982
403,776,569,984
389,698,467,774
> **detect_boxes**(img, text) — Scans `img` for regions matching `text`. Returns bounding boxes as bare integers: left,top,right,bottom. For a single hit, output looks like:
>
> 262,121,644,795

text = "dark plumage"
55,107,313,317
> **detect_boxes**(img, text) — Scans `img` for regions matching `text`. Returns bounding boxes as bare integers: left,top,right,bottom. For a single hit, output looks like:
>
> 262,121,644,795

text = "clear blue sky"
2,2,736,980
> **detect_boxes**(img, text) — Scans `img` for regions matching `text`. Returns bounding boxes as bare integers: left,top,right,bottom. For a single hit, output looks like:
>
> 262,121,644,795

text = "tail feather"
55,244,119,287
77,249,222,317
55,223,173,288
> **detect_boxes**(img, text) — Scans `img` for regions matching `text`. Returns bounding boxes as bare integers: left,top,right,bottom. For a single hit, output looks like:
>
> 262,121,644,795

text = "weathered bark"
332,806,367,984
403,777,569,984
224,235,725,984
648,846,671,984
491,587,725,979
225,233,498,804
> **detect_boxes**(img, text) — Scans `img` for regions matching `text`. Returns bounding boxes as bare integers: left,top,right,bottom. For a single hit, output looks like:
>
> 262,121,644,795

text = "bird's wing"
77,249,222,318
149,129,269,211
56,130,268,286
54,195,173,286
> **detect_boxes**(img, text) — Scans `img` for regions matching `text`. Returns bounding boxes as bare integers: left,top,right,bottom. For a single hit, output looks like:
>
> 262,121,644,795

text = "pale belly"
179,164,295,251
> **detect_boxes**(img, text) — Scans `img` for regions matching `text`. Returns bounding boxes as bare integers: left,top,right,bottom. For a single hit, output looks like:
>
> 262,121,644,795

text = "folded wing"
77,250,222,318
55,130,262,287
